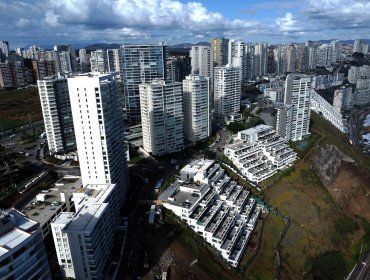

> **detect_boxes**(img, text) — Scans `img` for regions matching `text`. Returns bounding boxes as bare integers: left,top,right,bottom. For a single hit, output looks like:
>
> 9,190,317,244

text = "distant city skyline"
1,0,370,47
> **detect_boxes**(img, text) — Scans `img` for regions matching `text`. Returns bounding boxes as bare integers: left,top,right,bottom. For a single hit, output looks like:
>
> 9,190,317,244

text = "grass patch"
311,251,348,280
0,87,42,131
311,111,370,171
243,213,285,279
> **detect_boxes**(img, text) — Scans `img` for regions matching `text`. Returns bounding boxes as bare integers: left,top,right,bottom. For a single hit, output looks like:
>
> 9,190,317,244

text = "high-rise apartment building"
59,51,72,72
317,44,333,67
245,44,255,80
0,61,27,88
32,60,56,80
79,49,90,73
333,87,354,112
183,75,211,143
107,49,121,73
38,74,76,154
211,38,229,66
214,65,241,117
90,49,108,73
274,45,287,75
331,40,340,62
307,45,317,70
353,39,367,54
67,73,128,191
166,55,191,83
284,74,312,141
275,103,293,142
51,183,119,280
54,45,77,72
296,45,309,72
120,43,167,123
140,79,184,155
190,45,213,79
0,41,9,62
51,73,129,280
286,44,296,73
0,209,51,280
254,43,268,77
228,40,245,79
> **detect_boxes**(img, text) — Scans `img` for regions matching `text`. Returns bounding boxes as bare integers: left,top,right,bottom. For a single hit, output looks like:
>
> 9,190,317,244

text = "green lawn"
0,87,42,131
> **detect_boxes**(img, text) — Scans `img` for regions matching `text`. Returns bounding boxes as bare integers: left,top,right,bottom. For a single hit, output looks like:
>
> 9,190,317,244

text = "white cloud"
307,0,370,29
44,0,258,32
16,18,30,29
275,12,301,33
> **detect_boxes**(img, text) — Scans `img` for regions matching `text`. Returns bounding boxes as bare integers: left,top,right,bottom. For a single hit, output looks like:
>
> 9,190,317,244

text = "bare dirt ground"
327,163,370,222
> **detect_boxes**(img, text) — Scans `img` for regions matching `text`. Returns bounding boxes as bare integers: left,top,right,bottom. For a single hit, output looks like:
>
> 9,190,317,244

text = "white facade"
107,49,121,73
140,79,184,155
228,40,245,79
51,73,129,279
284,74,312,141
190,46,213,80
51,184,118,280
317,44,333,67
0,209,51,280
311,90,346,132
38,74,76,154
348,65,370,84
214,65,241,117
225,125,297,183
160,159,261,267
67,73,128,195
90,49,108,73
333,87,354,112
183,75,211,143
59,51,72,73
354,79,370,106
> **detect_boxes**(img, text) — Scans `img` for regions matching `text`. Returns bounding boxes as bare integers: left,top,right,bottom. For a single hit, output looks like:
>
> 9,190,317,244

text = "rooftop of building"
0,209,39,258
21,176,82,226
180,159,215,176
73,184,115,206
63,203,108,233
238,124,272,136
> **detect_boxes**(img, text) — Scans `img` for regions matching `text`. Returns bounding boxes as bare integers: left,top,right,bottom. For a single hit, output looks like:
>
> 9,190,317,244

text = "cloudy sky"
0,0,369,48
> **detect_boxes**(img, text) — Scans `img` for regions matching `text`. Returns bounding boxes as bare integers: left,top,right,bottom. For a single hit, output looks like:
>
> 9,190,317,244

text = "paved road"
348,251,370,280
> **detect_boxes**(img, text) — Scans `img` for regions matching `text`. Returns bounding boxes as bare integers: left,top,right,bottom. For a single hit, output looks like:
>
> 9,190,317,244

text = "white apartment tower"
38,74,76,154
183,75,211,143
228,40,246,79
284,74,312,141
140,79,184,156
51,73,128,280
90,49,108,73
107,49,121,73
214,65,241,117
120,44,167,123
67,73,128,193
0,209,51,280
59,51,72,72
190,45,213,80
